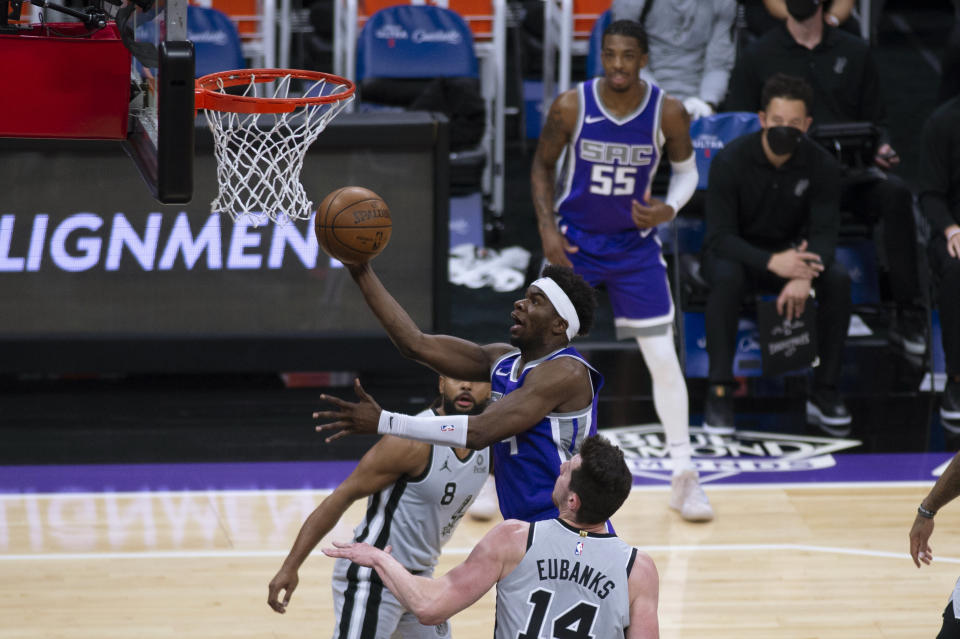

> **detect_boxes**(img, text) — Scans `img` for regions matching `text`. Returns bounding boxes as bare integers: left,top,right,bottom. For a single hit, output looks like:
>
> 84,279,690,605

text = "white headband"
531,277,580,341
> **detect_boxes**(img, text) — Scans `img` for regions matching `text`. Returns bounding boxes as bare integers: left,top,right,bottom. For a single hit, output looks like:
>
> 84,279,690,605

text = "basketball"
314,186,393,265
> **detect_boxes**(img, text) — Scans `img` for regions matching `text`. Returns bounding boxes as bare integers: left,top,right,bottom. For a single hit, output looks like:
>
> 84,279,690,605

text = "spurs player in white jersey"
268,377,491,639
324,436,660,639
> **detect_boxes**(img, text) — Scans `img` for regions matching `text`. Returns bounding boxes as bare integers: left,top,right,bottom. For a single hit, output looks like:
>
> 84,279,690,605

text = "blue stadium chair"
357,5,479,83
670,112,761,267
585,9,611,79
136,5,245,78
188,5,246,78
355,4,488,195
688,112,762,192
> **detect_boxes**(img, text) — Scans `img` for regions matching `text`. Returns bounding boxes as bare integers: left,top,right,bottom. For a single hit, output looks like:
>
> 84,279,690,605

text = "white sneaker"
669,469,714,522
468,475,498,521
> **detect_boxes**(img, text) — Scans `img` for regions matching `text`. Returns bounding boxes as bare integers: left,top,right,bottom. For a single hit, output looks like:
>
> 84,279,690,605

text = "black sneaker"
943,378,960,422
889,309,927,356
703,384,735,435
806,388,852,436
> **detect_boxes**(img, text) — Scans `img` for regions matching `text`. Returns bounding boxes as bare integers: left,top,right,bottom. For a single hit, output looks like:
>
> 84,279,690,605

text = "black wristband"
918,504,937,519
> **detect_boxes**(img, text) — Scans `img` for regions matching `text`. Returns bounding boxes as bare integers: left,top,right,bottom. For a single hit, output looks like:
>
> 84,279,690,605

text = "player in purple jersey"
532,19,713,522
488,342,603,521
313,262,606,523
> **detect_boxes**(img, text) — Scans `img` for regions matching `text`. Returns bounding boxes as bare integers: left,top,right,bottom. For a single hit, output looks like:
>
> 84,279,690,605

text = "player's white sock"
636,329,694,476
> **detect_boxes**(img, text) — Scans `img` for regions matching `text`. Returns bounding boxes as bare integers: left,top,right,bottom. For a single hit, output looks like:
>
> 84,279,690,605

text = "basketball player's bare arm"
346,262,511,380
322,519,528,625
464,356,594,448
531,90,580,268
631,97,695,229
661,96,694,163
314,359,593,450
626,551,661,639
267,436,429,613
910,450,960,567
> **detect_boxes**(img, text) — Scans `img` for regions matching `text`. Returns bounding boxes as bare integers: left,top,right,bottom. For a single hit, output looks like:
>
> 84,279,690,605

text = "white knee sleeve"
636,329,693,473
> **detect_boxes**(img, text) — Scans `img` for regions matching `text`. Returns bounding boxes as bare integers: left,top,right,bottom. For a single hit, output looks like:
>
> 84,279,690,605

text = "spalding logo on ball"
315,186,392,264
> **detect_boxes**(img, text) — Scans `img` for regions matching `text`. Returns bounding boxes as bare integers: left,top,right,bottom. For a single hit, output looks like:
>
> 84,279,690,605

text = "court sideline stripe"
2,543,957,563
0,480,941,501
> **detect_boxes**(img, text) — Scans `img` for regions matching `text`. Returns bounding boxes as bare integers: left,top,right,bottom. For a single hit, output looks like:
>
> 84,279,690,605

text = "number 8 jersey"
555,78,665,235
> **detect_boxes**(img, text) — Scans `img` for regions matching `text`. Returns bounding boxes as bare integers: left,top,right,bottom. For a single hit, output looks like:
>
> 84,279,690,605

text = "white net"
202,73,354,225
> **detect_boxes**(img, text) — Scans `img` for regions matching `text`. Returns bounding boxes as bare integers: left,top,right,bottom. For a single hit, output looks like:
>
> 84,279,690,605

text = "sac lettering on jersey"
579,139,655,167
555,79,664,234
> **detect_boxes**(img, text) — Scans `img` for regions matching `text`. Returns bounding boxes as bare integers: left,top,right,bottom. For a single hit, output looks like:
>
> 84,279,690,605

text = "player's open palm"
322,540,392,567
314,378,382,442
909,514,935,568
267,567,299,613
541,228,578,268
910,515,933,568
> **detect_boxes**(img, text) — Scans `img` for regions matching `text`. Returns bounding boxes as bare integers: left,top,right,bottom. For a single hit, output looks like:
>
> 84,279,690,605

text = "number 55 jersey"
555,78,665,235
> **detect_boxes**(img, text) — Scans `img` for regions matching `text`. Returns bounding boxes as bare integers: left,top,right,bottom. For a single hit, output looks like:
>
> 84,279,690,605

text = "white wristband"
948,228,960,241
377,410,469,448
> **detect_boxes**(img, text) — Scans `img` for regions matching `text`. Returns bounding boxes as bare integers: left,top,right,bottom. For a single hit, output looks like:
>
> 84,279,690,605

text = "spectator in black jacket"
918,96,960,426
703,73,851,435
725,0,926,356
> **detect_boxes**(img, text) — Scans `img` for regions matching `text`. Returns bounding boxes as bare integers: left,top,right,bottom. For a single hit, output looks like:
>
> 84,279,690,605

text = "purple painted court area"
0,453,953,494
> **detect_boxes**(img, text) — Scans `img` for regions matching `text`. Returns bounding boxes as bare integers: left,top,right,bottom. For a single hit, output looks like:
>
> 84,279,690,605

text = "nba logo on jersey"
575,540,584,556
440,424,455,432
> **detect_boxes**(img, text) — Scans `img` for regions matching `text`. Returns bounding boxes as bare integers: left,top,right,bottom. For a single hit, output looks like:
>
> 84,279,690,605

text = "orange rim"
195,68,356,114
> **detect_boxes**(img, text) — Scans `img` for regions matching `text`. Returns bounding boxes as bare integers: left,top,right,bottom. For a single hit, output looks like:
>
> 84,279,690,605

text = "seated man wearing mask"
726,0,927,357
702,73,852,435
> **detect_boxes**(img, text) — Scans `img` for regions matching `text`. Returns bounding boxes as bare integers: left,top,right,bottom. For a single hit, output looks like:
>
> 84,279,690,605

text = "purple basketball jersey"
488,347,604,522
556,78,665,235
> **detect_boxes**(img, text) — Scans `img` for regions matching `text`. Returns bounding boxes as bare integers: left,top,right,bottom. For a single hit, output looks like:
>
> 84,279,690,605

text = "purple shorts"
560,220,674,339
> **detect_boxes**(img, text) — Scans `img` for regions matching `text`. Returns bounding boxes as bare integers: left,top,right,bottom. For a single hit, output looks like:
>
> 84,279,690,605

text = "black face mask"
785,0,820,21
766,126,804,156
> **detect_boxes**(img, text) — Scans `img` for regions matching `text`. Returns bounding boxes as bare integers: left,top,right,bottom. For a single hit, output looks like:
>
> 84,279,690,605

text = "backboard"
0,0,195,203
125,0,196,203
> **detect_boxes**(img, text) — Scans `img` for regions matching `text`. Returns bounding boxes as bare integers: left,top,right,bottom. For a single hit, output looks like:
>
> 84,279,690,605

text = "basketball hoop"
194,69,355,225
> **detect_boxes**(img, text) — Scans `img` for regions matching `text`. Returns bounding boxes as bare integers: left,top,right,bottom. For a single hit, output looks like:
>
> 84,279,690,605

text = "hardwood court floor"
0,482,956,638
